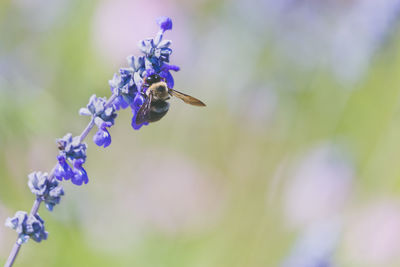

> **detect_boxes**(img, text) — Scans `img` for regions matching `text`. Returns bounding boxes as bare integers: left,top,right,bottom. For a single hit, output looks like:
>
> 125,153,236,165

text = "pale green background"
1,0,400,266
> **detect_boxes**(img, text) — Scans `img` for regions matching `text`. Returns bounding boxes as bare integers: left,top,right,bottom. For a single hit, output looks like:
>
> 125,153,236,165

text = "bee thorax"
148,82,169,100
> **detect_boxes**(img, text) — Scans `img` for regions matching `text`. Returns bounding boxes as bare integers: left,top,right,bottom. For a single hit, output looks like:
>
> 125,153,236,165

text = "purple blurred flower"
250,0,400,84
344,200,400,266
283,143,354,228
282,221,341,267
83,152,226,240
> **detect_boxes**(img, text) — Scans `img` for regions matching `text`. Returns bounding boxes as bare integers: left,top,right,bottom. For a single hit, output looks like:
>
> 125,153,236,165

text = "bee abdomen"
148,101,170,122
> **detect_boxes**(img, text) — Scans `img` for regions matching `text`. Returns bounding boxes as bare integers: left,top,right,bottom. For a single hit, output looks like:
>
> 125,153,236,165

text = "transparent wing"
135,93,153,125
169,89,206,107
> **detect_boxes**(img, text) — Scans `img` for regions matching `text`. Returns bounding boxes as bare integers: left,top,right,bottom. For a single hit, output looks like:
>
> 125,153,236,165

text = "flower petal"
160,71,174,88
156,16,173,31
93,128,111,148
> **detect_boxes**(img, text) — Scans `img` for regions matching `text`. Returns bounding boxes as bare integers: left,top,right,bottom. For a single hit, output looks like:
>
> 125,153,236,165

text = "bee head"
144,74,162,87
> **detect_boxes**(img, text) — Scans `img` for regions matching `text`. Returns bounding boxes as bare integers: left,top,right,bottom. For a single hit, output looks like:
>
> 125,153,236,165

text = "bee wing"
169,89,206,107
135,93,153,125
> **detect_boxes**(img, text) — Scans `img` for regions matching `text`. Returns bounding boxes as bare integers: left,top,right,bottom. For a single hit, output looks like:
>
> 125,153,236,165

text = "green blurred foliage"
1,0,400,266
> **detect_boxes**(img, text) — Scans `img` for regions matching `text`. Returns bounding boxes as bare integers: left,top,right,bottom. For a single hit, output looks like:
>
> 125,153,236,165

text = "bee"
57,142,65,151
135,74,206,125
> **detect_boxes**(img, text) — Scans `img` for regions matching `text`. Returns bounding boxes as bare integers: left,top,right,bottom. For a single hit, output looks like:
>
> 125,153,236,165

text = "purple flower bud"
54,155,73,181
45,183,64,212
25,214,48,243
27,171,65,211
27,172,48,196
71,159,88,186
57,134,87,161
93,126,111,148
156,16,172,32
5,211,48,244
5,211,27,237
109,73,122,93
80,95,117,127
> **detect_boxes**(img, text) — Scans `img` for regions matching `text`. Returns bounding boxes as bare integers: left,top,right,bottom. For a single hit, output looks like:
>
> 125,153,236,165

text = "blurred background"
1,0,400,266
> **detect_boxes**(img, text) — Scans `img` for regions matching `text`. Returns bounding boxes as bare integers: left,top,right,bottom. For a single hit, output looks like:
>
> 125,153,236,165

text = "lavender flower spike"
4,16,182,267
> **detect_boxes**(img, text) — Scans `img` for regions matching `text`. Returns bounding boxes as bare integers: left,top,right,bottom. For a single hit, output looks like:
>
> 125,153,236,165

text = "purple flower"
2,17,187,260
79,95,117,126
57,133,87,161
5,211,48,244
24,213,48,243
71,159,88,186
93,124,111,148
119,68,135,94
44,185,64,212
79,95,118,148
27,171,64,211
133,71,144,90
5,211,27,240
139,34,173,62
56,136,89,185
156,16,173,32
54,155,73,181
133,93,145,108
154,17,173,50
108,70,137,106
160,71,174,88
107,17,179,132
161,63,180,72
27,172,48,196
281,222,340,267
159,63,180,88
112,95,130,110
145,68,156,77
127,55,144,72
